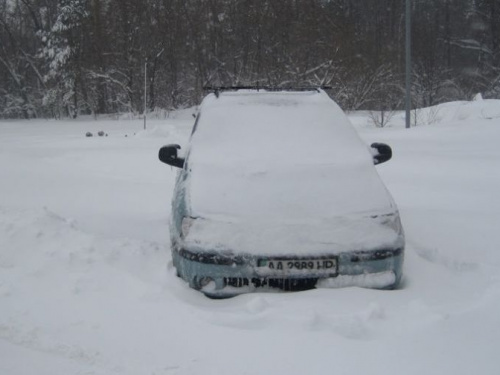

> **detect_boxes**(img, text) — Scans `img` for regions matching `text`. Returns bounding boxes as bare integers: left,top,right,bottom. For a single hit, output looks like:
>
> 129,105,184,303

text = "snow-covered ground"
1,100,500,375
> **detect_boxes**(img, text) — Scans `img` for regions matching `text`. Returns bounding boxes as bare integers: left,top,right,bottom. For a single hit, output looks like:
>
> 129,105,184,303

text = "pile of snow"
1,99,500,374
410,98,500,125
350,98,500,128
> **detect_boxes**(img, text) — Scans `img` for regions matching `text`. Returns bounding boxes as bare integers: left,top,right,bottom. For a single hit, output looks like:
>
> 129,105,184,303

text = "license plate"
257,257,338,276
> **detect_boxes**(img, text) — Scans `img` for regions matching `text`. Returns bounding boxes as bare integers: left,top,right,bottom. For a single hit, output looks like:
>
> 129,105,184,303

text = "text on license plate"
258,258,337,272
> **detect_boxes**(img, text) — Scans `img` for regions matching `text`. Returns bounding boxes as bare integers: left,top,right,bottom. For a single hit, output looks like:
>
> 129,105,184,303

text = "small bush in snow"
369,109,395,128
85,132,93,137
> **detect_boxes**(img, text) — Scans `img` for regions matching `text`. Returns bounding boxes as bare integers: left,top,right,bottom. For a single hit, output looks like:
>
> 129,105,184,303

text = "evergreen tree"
39,0,89,117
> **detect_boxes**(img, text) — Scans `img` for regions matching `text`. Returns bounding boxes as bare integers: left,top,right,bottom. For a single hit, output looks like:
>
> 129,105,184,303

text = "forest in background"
1,0,499,119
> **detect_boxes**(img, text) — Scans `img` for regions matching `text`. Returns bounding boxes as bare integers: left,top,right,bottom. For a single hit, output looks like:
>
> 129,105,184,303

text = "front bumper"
172,246,404,297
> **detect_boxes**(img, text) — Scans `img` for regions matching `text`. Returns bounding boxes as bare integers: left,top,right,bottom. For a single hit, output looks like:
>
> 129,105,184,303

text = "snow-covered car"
159,88,404,297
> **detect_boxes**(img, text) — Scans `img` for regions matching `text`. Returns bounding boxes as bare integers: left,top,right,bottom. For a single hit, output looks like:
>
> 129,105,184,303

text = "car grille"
224,277,318,291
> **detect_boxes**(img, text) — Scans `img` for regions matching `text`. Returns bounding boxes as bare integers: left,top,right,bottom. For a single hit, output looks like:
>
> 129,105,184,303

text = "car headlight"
181,216,195,238
381,213,403,235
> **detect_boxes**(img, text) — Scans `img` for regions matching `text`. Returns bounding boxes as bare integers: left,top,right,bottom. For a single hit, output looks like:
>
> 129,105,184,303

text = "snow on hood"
183,212,403,256
181,90,400,255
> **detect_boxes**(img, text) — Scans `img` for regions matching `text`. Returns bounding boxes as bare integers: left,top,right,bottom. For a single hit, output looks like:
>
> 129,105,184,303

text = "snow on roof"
188,90,370,166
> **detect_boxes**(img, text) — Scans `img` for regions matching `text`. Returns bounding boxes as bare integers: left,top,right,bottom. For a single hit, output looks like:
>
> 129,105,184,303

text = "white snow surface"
185,91,399,255
1,100,500,374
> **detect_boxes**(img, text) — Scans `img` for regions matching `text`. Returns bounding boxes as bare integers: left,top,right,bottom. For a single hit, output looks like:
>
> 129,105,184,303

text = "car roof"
188,89,369,167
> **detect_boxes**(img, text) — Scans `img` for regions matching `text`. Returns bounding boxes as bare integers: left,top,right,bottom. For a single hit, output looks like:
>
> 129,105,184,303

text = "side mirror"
159,144,184,168
370,143,392,165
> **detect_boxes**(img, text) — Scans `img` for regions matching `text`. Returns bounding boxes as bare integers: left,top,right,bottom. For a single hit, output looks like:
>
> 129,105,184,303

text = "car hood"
181,209,404,257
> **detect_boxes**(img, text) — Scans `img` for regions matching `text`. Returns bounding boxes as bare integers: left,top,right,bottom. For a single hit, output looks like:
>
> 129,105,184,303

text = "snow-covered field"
1,100,500,375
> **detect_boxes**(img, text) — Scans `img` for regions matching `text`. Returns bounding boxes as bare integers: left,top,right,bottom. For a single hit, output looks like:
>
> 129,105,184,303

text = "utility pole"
144,59,147,130
405,0,412,129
